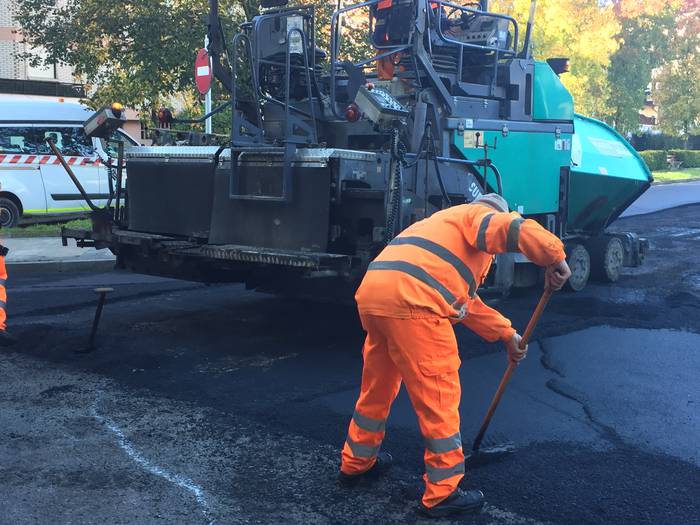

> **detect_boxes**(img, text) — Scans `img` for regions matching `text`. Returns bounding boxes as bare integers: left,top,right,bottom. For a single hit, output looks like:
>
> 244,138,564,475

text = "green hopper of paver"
453,61,651,291
568,114,652,234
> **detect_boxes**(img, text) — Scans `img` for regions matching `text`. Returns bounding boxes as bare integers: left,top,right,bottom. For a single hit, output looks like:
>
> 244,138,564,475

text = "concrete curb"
2,231,64,239
652,178,700,186
7,259,116,275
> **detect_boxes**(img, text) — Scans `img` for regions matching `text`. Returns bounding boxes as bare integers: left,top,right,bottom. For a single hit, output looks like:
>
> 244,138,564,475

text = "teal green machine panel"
452,61,575,216
533,61,574,121
454,129,572,215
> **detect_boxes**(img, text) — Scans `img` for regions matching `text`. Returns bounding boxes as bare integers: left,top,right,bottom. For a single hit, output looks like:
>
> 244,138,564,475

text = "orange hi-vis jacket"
355,203,566,341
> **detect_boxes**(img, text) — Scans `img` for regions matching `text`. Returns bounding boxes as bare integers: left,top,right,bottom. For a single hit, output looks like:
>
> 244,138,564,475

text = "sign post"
195,41,213,134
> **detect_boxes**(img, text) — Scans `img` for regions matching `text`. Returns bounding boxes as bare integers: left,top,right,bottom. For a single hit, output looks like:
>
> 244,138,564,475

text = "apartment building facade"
0,0,146,141
0,0,76,86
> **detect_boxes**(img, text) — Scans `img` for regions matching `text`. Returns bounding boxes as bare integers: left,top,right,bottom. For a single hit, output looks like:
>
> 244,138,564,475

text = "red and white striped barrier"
0,154,101,166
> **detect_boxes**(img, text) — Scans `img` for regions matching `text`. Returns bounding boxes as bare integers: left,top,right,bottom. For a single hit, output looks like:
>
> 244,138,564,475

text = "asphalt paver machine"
64,0,651,297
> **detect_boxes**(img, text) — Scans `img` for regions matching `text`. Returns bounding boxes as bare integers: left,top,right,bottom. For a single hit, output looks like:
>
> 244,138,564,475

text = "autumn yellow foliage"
305,0,686,121
488,0,619,118
613,0,683,18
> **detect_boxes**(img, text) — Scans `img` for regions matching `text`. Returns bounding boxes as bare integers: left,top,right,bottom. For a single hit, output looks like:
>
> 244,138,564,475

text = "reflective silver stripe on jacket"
345,436,380,458
353,411,386,433
476,214,494,253
425,432,462,454
0,278,6,287
425,460,465,483
388,236,477,297
0,300,5,310
368,261,457,306
506,218,525,252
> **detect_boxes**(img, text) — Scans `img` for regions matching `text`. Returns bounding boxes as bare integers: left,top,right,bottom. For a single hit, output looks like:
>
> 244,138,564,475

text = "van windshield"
98,129,138,157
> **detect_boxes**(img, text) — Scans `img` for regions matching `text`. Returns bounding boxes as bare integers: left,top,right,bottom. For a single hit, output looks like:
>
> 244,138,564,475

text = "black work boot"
419,488,485,518
338,452,393,486
0,330,17,346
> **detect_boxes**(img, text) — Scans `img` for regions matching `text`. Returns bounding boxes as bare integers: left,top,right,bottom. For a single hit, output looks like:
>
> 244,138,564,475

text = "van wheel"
0,198,20,228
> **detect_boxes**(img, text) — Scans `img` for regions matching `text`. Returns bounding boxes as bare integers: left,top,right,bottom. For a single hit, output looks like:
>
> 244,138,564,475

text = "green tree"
14,0,245,110
606,8,677,134
654,4,700,139
491,0,621,120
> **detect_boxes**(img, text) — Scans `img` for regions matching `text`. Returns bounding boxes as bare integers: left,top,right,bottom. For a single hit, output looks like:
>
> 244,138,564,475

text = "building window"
25,46,57,81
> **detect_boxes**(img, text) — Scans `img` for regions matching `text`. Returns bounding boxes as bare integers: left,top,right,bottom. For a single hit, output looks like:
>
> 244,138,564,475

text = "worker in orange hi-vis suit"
338,194,571,518
0,242,15,346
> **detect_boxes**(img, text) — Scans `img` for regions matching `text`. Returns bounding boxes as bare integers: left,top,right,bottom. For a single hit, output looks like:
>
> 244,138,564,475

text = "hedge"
638,150,700,171
631,133,700,151
631,134,686,151
668,149,700,169
639,150,666,171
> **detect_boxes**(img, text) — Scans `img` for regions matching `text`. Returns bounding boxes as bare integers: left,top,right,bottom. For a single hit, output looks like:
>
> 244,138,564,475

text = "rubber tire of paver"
0,197,20,228
587,235,624,283
564,243,591,292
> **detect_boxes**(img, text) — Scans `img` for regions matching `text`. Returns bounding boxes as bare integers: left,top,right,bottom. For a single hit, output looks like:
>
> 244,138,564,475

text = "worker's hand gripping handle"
472,287,554,452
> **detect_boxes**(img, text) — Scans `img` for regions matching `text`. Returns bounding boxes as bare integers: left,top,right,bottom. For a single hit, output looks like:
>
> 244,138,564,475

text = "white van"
0,98,139,227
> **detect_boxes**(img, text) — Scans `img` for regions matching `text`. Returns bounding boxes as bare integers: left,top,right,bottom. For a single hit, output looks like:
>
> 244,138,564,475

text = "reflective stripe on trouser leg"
424,432,464,484
353,410,387,432
345,436,380,458
370,315,465,508
425,432,462,454
425,458,465,483
422,428,465,506
0,255,7,331
340,314,402,475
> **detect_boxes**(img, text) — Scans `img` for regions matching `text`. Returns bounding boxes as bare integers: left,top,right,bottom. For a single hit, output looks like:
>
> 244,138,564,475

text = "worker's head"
474,193,509,213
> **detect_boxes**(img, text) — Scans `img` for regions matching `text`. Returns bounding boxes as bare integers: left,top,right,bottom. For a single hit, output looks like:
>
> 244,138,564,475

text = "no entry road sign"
195,48,212,95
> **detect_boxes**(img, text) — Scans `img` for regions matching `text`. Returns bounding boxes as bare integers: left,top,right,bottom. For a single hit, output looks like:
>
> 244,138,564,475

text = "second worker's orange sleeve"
461,294,516,343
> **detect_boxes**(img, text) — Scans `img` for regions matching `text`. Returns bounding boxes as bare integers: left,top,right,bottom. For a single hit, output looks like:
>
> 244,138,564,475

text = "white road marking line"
90,403,215,524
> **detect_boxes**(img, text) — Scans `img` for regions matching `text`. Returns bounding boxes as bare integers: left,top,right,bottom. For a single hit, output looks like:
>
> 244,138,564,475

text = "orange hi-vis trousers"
341,313,464,508
0,255,7,330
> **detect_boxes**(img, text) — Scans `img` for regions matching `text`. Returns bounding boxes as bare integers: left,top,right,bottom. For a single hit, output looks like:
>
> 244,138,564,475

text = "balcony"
0,78,86,98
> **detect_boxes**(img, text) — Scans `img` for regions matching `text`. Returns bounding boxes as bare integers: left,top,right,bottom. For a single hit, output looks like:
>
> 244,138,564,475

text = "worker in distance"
339,193,571,518
0,214,13,346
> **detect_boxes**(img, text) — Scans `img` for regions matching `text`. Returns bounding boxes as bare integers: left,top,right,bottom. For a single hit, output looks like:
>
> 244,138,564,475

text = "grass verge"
2,218,92,238
652,167,700,183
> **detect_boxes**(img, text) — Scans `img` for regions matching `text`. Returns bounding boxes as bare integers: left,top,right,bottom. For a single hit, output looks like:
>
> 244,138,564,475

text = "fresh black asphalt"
1,205,699,524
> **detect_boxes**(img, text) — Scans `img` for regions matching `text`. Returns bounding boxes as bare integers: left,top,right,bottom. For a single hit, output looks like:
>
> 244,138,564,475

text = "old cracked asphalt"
1,205,700,525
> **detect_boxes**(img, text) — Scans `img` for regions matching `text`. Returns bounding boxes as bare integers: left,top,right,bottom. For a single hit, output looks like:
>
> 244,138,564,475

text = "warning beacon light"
110,102,124,117
83,102,127,139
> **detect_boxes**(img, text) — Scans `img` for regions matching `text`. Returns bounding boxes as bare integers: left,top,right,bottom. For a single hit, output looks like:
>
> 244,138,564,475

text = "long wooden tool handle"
519,288,553,349
46,139,101,212
472,288,553,452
